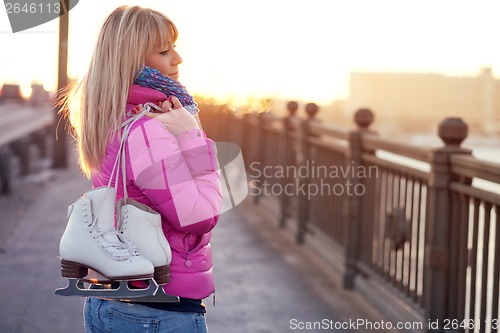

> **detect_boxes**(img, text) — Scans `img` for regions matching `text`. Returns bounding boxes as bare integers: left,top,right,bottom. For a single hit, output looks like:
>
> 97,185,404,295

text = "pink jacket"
92,85,222,299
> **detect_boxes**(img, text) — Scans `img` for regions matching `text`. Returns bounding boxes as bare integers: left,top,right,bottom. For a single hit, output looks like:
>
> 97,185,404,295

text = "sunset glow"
2,0,500,105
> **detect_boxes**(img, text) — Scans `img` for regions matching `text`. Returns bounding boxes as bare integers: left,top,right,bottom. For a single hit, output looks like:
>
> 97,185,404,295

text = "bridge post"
255,112,276,205
424,117,471,331
280,101,300,228
10,138,31,175
296,103,320,243
0,148,11,194
219,106,231,143
31,128,49,158
343,108,375,289
242,112,257,174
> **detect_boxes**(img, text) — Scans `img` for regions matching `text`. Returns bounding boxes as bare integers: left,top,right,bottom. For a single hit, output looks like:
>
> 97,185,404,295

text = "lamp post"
52,3,69,168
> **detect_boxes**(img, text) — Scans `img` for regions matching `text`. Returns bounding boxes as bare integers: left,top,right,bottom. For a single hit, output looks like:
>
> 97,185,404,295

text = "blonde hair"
62,5,177,177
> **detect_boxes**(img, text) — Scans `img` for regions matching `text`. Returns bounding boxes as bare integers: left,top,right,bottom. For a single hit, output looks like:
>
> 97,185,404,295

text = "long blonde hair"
63,5,177,177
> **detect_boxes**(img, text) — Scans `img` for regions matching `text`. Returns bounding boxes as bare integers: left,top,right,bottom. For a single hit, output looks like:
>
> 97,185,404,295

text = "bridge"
0,99,498,332
0,103,53,193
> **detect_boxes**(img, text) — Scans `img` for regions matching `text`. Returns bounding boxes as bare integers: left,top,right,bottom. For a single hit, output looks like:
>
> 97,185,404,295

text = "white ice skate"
56,187,157,299
56,106,179,302
116,198,172,285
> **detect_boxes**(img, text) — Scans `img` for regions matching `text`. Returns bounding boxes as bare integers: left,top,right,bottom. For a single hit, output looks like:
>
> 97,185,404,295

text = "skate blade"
55,278,158,299
117,286,180,303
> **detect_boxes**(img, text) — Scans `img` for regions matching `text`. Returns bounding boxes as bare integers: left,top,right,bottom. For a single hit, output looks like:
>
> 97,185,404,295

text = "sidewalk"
0,159,90,333
0,159,388,333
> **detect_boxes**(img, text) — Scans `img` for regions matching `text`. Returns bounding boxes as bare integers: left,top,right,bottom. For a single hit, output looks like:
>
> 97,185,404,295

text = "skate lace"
94,227,139,261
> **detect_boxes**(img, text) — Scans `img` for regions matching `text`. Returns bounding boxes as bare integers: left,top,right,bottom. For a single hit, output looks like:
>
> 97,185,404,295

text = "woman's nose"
173,49,183,65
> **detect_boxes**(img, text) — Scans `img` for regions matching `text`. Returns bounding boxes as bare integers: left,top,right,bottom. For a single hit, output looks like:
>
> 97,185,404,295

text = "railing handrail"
450,182,500,206
308,136,349,155
362,153,429,181
361,133,431,162
450,154,500,183
308,121,350,141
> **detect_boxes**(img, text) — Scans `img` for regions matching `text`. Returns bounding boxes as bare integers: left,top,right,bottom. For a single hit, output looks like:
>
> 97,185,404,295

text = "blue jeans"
84,297,208,333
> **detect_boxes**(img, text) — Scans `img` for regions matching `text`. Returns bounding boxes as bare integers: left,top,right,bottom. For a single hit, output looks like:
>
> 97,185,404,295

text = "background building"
346,68,500,135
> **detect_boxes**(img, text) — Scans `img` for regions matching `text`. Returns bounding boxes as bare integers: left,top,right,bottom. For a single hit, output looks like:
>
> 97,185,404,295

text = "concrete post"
0,149,11,194
10,139,31,175
343,108,375,289
296,103,319,243
242,112,259,178
424,117,471,331
253,112,272,205
280,101,299,228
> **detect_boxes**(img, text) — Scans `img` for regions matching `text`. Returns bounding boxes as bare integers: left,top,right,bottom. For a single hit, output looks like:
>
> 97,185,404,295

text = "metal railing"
199,102,500,332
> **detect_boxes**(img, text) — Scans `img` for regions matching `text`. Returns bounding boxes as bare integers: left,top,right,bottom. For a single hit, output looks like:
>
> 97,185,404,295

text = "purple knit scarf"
134,66,199,115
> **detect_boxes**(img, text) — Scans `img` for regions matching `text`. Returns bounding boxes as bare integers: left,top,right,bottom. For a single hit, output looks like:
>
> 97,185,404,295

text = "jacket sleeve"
126,118,222,235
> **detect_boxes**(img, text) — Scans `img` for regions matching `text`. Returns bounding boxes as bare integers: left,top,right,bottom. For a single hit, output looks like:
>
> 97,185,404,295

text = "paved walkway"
0,157,387,332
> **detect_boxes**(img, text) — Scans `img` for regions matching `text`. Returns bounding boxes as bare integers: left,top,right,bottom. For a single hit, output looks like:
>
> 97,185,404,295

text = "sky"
1,0,500,104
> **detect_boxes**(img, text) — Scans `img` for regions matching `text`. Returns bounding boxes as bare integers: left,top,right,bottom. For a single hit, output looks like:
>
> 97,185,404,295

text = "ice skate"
56,187,156,299
56,109,178,302
56,268,178,302
116,198,172,285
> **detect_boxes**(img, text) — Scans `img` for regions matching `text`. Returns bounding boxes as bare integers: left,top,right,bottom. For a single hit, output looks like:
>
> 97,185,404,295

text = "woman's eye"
159,50,169,55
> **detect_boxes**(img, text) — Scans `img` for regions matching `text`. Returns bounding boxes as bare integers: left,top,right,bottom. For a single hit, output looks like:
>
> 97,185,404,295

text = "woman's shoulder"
124,116,179,177
127,116,175,145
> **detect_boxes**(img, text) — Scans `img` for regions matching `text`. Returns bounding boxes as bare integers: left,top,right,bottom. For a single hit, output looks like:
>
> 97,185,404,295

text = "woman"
63,5,222,332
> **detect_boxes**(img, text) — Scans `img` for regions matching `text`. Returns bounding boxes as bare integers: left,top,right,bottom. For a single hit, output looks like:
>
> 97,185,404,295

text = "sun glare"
2,0,500,105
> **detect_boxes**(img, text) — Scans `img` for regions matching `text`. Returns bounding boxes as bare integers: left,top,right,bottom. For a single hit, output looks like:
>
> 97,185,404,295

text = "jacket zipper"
183,235,204,267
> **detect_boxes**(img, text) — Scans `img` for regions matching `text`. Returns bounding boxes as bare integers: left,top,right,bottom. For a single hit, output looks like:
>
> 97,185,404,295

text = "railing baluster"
456,191,471,324
409,179,417,299
491,206,500,332
405,176,414,297
372,164,382,271
479,203,492,333
448,189,461,322
338,151,346,246
360,147,377,267
386,170,394,281
382,169,390,278
469,198,481,327
418,182,426,307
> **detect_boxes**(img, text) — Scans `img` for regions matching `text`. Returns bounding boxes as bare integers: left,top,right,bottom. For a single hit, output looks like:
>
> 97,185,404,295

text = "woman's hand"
145,96,200,136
